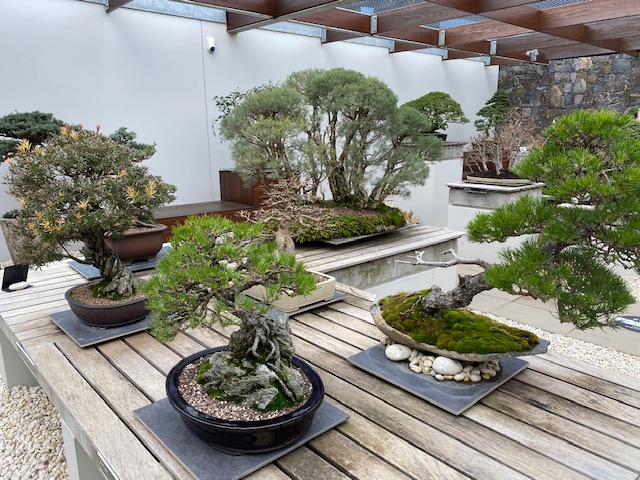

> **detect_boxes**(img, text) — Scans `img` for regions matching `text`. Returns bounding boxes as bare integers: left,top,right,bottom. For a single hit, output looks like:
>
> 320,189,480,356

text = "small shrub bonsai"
402,91,468,134
5,125,176,298
379,109,639,353
143,215,318,411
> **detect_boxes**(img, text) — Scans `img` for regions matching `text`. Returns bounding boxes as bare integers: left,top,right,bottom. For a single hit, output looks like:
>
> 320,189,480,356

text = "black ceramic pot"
65,284,149,327
166,346,325,454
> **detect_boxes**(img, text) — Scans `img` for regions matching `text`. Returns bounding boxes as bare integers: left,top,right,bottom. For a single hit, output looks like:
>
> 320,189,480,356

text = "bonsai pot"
166,346,325,454
65,284,149,327
243,271,336,312
105,223,167,265
371,303,548,362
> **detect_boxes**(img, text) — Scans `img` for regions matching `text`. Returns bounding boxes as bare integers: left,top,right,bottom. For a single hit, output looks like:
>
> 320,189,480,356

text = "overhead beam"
106,0,133,13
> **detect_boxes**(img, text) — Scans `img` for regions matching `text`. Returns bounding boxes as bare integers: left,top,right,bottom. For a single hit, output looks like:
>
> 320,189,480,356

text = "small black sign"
615,316,640,333
2,264,29,291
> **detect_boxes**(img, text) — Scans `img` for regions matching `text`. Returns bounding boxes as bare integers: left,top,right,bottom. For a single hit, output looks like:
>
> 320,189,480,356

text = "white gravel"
0,277,638,475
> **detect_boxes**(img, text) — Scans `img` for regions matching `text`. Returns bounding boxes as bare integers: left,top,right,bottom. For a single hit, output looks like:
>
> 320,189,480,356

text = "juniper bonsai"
400,109,639,331
143,216,318,411
5,126,176,297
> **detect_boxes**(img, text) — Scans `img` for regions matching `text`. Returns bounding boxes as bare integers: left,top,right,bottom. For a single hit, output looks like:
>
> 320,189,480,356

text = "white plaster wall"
0,0,498,262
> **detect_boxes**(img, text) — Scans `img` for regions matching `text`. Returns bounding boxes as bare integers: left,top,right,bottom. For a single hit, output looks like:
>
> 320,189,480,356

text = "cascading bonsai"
5,125,176,298
143,216,318,411
380,109,639,352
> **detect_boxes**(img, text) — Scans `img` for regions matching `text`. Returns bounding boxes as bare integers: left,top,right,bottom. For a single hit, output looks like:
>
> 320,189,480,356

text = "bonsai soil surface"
465,170,525,180
70,283,146,306
177,358,313,422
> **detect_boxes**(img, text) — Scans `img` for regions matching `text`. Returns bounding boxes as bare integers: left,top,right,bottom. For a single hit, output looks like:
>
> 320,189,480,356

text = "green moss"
294,204,406,243
379,292,539,354
195,361,212,383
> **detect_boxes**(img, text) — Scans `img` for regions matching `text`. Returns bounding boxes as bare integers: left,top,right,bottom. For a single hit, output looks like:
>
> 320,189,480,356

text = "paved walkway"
459,265,640,358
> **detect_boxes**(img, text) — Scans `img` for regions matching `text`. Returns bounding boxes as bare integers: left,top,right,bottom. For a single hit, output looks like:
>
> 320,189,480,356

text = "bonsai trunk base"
166,347,325,454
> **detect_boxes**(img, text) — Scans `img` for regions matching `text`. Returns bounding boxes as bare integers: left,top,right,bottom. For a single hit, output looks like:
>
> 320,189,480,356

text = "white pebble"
432,357,463,375
470,374,482,382
409,364,422,373
385,344,412,361
453,373,466,381
435,374,445,381
8,281,30,291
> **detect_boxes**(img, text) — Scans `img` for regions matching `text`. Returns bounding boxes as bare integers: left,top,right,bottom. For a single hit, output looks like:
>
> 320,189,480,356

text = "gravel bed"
0,277,638,475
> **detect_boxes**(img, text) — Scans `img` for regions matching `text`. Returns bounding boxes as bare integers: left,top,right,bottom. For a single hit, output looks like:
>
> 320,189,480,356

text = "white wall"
0,0,498,261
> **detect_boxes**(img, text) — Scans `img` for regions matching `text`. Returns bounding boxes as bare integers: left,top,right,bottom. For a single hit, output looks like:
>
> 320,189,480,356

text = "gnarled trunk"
82,233,134,297
420,272,493,312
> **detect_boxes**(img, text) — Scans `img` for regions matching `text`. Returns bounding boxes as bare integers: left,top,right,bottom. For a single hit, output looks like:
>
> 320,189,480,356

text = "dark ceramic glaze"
65,284,149,327
166,346,325,454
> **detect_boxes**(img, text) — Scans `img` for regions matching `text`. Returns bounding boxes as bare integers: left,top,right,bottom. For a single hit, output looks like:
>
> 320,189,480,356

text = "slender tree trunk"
82,233,134,297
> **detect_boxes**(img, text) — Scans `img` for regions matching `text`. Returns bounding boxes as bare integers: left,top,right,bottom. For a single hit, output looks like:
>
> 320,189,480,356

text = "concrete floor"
458,265,640,358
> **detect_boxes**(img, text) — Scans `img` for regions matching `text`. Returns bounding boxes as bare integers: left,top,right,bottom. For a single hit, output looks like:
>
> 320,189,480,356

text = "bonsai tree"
5,125,176,297
465,109,538,177
143,215,318,410
402,91,468,134
0,111,67,160
219,68,443,209
385,109,638,347
474,88,512,132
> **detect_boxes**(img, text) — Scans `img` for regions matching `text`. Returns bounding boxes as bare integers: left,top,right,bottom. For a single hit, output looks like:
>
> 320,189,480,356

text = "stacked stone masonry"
499,53,640,130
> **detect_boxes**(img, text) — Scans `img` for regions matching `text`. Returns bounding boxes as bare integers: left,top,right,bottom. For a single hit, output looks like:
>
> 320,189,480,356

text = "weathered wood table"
1,259,640,480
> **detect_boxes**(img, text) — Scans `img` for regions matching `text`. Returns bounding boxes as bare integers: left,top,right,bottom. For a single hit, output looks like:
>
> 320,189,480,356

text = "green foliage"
379,291,539,354
402,91,468,132
471,109,640,328
143,216,317,343
474,89,511,131
0,111,66,159
108,127,157,161
292,204,406,243
218,68,443,208
5,126,176,277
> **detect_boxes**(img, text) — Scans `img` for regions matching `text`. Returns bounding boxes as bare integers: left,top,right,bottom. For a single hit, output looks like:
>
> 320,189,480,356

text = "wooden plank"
293,312,380,351
52,336,195,479
326,301,374,324
524,354,640,407
98,340,168,402
537,350,640,392
125,333,183,376
481,389,640,472
292,336,579,479
500,380,640,449
244,463,292,480
516,369,640,428
307,428,412,480
289,322,361,358
276,445,350,480
165,332,208,357
333,403,470,480
336,283,377,302
309,308,386,342
30,341,175,480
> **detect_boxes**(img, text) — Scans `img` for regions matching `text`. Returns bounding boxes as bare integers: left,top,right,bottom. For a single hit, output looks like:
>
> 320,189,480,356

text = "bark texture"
82,232,134,296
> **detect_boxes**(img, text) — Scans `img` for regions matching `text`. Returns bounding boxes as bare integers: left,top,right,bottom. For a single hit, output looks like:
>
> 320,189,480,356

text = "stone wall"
498,54,640,130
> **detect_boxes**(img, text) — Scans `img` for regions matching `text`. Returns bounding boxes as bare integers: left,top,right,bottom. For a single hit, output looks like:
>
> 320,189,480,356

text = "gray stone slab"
49,310,149,347
68,246,171,279
348,343,528,415
134,398,349,480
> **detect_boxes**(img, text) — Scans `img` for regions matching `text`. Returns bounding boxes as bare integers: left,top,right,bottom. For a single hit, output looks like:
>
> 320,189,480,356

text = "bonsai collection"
143,215,324,452
5,125,176,325
216,68,444,242
376,109,639,360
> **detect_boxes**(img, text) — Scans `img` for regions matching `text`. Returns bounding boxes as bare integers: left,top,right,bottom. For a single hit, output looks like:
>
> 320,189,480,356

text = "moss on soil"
379,290,539,354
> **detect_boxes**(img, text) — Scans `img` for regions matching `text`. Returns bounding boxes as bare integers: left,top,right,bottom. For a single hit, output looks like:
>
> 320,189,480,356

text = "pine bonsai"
143,216,318,410
219,68,443,209
394,109,638,334
474,89,511,132
402,91,468,133
0,111,66,160
5,126,176,298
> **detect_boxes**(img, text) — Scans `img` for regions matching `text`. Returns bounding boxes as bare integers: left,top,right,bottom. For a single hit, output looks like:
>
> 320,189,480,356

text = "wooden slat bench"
2,260,640,479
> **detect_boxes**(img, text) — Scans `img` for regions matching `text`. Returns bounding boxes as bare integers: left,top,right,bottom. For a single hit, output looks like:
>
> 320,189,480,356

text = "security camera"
206,37,216,53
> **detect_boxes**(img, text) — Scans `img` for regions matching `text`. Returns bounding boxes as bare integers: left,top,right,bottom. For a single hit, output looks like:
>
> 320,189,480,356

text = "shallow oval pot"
371,303,549,362
166,346,325,454
105,224,167,265
65,284,149,327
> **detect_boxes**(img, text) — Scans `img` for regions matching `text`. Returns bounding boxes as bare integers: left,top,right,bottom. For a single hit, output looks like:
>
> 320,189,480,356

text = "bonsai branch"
397,249,492,271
